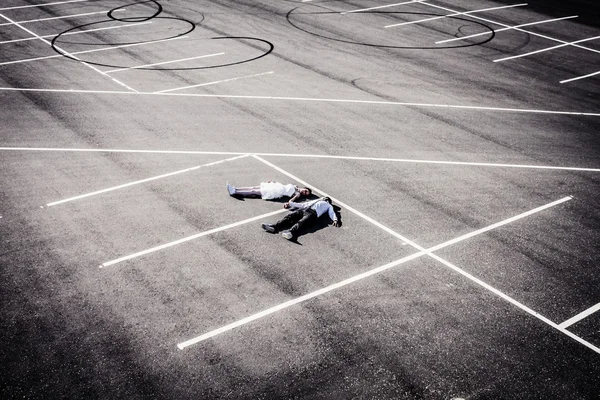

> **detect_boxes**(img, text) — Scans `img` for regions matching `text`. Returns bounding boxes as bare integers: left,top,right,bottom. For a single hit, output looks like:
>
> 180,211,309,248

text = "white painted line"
0,0,88,11
426,252,600,355
0,9,122,27
155,71,275,94
46,154,248,207
559,302,600,328
422,1,600,56
255,156,573,252
177,252,425,348
385,3,527,28
1,87,598,117
494,35,600,62
1,147,600,173
0,35,188,67
0,12,137,92
100,209,288,268
0,21,151,45
177,194,573,349
342,1,425,14
253,159,600,356
105,52,225,73
560,69,600,84
436,15,578,44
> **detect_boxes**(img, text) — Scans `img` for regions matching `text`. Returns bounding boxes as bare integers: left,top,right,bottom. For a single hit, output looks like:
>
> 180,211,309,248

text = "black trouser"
274,208,317,235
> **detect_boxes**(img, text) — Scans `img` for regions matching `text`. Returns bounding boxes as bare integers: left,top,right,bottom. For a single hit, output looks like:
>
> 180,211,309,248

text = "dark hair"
304,187,312,196
323,197,332,204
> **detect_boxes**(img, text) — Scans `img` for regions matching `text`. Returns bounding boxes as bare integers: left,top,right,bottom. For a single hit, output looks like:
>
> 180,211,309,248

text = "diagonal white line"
46,154,249,207
385,3,527,28
0,35,187,67
216,159,599,355
0,87,598,117
0,9,121,26
494,35,600,62
561,69,600,84
0,12,137,92
0,0,88,11
155,71,275,94
100,209,287,267
436,15,578,44
248,158,600,354
1,147,599,173
105,52,225,73
342,0,425,14
0,21,152,45
177,189,575,349
559,302,600,328
177,252,424,348
422,1,600,55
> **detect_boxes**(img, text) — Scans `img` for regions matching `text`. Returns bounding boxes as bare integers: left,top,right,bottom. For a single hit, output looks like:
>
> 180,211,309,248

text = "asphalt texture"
1,0,599,399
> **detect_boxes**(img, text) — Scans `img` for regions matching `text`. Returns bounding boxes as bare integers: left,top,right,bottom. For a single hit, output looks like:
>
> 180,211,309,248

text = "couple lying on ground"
227,181,340,240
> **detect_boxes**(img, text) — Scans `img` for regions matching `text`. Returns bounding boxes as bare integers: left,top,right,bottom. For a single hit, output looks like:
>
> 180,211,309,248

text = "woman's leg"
231,185,262,197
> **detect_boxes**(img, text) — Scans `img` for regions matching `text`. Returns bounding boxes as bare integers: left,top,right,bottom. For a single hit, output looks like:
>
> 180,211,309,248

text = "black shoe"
261,223,276,233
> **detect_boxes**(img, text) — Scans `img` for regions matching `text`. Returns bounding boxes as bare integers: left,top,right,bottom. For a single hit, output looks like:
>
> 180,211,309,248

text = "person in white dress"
227,181,311,202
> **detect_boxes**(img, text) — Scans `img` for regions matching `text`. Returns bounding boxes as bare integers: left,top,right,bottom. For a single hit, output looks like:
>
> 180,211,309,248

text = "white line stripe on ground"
0,9,122,26
177,252,425,348
1,147,599,172
100,209,287,268
436,15,578,44
46,154,248,207
0,21,151,45
494,35,600,62
559,302,600,328
0,35,187,67
0,87,598,117
155,71,275,94
0,12,137,92
385,3,527,28
427,252,600,355
253,158,600,355
422,1,600,56
239,160,600,356
560,69,600,84
105,52,225,73
177,190,573,349
342,1,424,14
0,0,88,11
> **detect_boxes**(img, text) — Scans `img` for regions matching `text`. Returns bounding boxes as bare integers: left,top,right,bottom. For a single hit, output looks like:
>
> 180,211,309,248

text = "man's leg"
262,210,302,233
282,209,317,239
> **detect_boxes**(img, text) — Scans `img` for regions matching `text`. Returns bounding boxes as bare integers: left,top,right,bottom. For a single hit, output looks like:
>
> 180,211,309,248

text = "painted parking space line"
0,35,188,67
0,88,598,117
385,3,527,28
341,1,425,15
494,35,600,62
0,9,124,27
1,147,599,173
45,154,249,207
0,0,88,11
0,12,137,91
561,70,600,84
436,15,578,44
422,1,600,56
105,52,225,74
559,302,600,328
155,71,275,94
0,21,152,45
177,190,577,349
100,209,287,268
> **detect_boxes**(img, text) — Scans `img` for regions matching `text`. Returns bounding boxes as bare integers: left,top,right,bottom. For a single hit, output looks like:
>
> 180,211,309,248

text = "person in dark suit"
261,196,340,240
